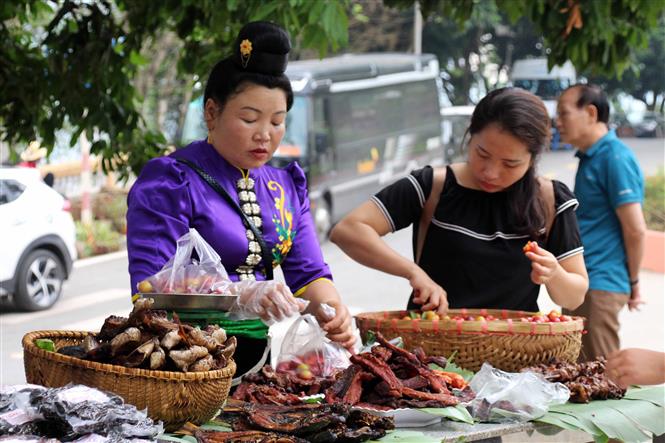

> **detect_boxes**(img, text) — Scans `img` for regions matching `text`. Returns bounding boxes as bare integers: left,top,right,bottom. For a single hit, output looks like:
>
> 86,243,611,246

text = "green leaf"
35,338,55,352
420,404,474,424
252,2,280,20
546,412,606,437
536,414,587,432
113,41,124,55
67,20,78,33
129,50,147,66
616,401,665,437
581,407,650,442
543,392,665,442
199,424,231,432
624,386,665,407
371,429,440,443
429,357,475,382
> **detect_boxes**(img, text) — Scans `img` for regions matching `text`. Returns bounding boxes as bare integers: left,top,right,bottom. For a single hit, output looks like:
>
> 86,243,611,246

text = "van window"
329,79,440,145
281,96,308,156
513,79,573,100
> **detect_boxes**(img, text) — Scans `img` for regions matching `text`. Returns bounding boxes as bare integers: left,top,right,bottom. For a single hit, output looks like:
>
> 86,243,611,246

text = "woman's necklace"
235,167,263,280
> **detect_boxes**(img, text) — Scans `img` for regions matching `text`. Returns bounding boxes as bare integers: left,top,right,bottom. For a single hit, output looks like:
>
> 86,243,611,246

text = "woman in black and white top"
330,88,588,315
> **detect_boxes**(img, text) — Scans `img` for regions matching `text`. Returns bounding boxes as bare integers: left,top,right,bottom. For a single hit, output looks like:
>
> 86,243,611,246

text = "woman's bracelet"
630,279,639,286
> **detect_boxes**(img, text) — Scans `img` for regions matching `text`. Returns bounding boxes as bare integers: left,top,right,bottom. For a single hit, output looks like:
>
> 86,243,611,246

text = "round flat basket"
355,309,583,372
23,330,236,432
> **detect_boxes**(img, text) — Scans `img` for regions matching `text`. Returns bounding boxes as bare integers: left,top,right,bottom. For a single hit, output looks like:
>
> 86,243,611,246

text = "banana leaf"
536,386,665,443
624,386,665,406
370,430,439,443
420,404,475,424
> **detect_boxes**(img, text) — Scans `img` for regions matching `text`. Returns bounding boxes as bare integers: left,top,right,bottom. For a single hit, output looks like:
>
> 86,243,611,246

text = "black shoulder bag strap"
176,158,274,280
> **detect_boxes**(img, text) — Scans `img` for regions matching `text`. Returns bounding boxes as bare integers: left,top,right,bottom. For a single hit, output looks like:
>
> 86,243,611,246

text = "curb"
643,229,664,274
73,249,127,269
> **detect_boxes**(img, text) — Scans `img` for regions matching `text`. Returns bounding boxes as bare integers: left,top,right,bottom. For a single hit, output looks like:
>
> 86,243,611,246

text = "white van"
510,58,576,148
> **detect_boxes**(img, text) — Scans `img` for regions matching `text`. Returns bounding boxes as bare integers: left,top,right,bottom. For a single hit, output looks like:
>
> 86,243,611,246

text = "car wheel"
14,249,65,311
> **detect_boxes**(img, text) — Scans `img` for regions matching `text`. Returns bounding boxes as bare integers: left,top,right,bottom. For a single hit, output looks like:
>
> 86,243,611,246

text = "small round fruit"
402,316,411,321
422,311,436,320
137,280,154,293
475,315,485,321
299,369,313,380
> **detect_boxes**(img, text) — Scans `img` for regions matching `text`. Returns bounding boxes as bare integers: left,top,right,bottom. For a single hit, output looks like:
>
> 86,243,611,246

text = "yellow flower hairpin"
240,39,252,68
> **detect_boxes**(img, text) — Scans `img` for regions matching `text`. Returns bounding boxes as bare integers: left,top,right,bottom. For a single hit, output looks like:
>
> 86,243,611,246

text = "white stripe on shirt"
405,175,425,207
431,219,531,241
556,199,579,215
371,196,396,232
556,246,584,261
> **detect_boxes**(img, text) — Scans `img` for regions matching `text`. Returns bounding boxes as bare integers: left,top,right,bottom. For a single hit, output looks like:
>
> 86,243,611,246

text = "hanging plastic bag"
275,306,351,379
138,228,229,294
468,363,570,423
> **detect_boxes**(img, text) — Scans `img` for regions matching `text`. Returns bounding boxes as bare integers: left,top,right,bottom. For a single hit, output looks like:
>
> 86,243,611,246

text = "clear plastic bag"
275,309,350,378
31,384,162,441
141,228,229,294
468,363,570,423
0,385,46,435
226,280,308,324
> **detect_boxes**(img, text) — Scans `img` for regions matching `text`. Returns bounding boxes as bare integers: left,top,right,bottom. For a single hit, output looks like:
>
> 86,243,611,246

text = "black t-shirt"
372,166,583,312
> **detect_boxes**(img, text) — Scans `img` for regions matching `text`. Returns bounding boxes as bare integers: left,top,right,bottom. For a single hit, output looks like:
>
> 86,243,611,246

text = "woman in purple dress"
126,22,354,376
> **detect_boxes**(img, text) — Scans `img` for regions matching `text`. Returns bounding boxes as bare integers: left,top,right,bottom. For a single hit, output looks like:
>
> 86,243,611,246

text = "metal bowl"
139,293,238,311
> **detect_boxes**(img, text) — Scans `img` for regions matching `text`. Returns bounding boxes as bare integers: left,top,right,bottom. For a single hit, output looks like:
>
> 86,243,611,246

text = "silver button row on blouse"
235,177,262,281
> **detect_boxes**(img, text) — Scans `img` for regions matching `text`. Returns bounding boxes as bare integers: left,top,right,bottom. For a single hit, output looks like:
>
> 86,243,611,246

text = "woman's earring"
207,133,212,144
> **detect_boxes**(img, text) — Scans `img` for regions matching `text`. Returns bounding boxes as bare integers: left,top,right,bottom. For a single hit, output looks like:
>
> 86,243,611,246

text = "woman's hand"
231,280,306,323
606,348,665,388
525,243,562,285
408,266,448,316
314,301,356,351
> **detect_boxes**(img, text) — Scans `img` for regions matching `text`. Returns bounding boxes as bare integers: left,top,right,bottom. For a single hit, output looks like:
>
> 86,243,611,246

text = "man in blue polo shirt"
556,84,647,361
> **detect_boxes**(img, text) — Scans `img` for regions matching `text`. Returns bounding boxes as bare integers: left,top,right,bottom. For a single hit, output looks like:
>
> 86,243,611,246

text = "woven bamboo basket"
355,309,583,372
23,330,236,432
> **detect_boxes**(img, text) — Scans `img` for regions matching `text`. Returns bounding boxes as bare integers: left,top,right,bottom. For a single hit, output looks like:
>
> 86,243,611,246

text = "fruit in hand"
523,241,537,253
137,280,154,293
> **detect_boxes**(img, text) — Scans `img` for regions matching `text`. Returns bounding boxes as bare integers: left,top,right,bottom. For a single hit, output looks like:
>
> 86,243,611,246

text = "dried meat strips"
325,333,460,409
522,357,625,403
234,332,465,409
210,402,394,443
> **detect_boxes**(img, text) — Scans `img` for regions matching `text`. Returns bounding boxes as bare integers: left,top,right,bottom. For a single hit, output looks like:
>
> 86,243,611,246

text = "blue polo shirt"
574,130,644,294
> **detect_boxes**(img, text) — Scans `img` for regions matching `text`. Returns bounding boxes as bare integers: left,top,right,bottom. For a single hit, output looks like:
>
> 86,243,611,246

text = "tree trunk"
175,86,194,144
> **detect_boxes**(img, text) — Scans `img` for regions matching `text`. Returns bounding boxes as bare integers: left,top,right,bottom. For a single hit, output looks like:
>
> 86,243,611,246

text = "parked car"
633,111,665,138
0,167,77,311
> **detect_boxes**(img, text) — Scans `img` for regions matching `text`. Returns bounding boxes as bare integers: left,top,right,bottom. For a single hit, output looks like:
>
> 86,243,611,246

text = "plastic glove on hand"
229,280,307,324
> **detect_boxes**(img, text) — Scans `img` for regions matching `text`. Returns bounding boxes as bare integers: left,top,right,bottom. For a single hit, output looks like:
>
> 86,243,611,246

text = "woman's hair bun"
232,21,291,75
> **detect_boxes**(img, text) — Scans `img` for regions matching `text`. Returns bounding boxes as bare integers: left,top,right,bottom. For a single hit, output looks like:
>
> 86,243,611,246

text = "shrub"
76,220,124,258
644,168,664,231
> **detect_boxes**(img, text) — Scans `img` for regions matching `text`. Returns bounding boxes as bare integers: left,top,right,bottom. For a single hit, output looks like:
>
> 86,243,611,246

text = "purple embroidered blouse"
126,140,332,294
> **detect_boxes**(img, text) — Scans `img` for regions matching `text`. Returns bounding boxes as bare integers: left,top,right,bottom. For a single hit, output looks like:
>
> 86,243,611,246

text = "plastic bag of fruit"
137,228,230,294
275,308,351,379
468,363,570,423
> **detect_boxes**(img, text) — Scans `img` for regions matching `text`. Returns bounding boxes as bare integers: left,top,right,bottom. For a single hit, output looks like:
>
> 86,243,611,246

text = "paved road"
1,138,663,385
